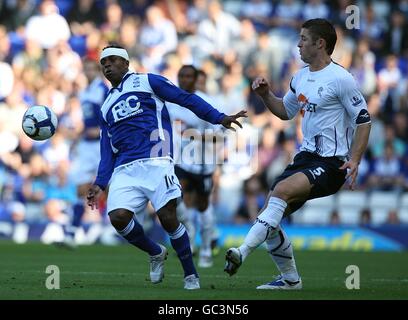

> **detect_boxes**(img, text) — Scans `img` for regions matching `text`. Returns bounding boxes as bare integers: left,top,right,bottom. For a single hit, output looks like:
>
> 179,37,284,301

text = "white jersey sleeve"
336,73,370,128
283,76,302,119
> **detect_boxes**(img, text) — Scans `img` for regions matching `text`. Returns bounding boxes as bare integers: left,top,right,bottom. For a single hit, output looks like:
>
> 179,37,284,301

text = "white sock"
266,225,300,282
198,204,214,258
176,201,188,224
239,197,287,261
177,202,196,252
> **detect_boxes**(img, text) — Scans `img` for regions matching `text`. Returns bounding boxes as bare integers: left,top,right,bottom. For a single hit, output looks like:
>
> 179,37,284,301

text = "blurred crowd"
0,0,408,228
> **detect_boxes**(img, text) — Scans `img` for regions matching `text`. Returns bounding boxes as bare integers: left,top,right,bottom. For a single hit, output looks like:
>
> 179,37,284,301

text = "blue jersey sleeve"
94,122,115,190
147,73,226,124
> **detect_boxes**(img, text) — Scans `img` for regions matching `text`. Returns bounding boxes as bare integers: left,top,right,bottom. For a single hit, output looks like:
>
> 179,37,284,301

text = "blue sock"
169,224,198,278
64,224,76,239
65,202,85,238
118,219,161,256
72,202,85,227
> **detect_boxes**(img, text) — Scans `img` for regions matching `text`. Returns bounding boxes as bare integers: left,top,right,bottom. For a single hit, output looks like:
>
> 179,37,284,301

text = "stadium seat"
337,191,367,225
8,32,25,57
55,0,74,17
296,195,336,225
398,193,408,224
368,191,400,225
290,207,304,224
69,35,87,57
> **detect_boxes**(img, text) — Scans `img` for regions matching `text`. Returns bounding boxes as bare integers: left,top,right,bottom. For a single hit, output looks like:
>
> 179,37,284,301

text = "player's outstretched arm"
149,73,229,125
87,185,101,210
220,110,247,131
252,77,289,120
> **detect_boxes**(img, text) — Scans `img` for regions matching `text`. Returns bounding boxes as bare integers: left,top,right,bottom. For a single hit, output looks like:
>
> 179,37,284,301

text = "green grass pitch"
1,241,407,300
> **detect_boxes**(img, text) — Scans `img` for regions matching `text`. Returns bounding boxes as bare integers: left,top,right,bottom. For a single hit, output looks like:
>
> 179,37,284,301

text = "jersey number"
312,167,325,176
165,175,176,189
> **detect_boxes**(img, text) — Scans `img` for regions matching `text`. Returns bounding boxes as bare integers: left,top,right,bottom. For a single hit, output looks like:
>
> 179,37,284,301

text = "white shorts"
107,157,182,215
70,140,100,186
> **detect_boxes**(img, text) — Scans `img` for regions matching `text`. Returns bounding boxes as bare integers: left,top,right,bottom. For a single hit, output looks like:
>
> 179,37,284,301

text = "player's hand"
87,185,101,210
339,160,359,191
220,110,247,131
252,77,270,97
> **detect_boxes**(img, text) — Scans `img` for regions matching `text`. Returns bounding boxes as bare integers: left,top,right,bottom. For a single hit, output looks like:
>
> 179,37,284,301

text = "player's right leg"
224,247,242,276
109,209,166,283
224,194,287,276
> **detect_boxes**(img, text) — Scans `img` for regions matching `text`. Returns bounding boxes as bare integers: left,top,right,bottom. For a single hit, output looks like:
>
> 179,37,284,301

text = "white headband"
100,48,129,62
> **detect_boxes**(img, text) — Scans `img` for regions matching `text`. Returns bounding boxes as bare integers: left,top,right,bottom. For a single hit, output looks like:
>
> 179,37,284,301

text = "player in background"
224,19,371,289
168,65,220,268
196,69,221,255
86,45,246,289
63,57,108,247
196,69,208,93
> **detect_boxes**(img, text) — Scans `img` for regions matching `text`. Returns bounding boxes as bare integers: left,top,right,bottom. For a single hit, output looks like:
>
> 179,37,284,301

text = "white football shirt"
283,61,370,158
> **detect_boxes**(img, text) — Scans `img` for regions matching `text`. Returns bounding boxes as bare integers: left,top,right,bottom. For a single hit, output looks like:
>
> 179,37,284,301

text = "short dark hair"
179,65,198,79
302,19,337,55
197,69,207,79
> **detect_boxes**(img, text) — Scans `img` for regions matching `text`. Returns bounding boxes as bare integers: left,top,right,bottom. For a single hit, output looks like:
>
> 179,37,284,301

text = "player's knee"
157,199,179,232
183,192,194,208
257,197,287,228
109,209,133,230
160,215,179,233
271,182,292,202
196,197,209,212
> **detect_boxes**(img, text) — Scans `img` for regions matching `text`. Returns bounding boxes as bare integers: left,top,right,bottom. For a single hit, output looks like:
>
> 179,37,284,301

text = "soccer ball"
22,105,58,141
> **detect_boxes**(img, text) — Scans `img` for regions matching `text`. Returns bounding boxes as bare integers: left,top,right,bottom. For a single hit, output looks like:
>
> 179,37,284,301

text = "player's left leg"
149,160,200,289
256,225,302,290
177,189,197,253
174,168,198,253
157,199,200,289
196,193,214,268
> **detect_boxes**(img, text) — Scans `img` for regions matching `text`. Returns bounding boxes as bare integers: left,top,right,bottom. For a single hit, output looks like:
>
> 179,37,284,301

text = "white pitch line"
3,270,408,283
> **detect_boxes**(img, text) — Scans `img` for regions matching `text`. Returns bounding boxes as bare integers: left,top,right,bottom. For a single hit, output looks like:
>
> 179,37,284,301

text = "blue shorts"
271,151,347,213
175,166,213,196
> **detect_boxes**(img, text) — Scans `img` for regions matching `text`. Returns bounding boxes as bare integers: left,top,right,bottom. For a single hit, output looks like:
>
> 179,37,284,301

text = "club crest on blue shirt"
132,78,140,88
